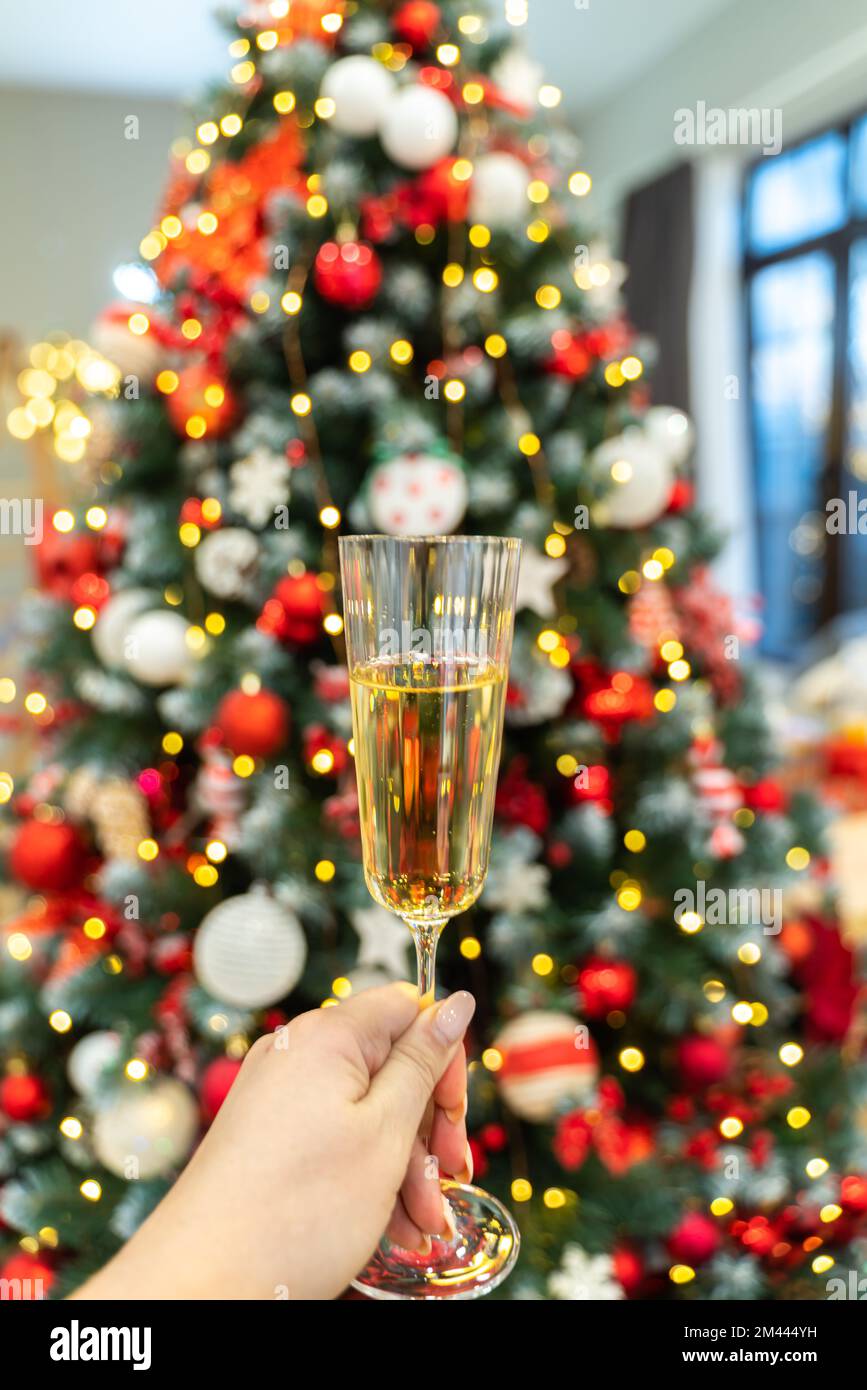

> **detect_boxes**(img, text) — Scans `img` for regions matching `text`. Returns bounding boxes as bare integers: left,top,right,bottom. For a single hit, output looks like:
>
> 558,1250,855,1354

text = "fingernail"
456,1141,474,1185
433,991,476,1045
416,1234,432,1256
441,1198,457,1240
445,1094,468,1126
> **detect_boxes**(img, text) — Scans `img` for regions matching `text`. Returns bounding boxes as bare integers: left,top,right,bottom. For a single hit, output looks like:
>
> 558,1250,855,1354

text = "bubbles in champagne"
349,655,507,924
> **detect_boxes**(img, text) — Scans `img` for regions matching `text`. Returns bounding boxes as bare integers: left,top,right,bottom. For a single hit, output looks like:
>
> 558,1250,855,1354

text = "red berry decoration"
259,573,326,646
667,1211,721,1265
393,1,442,49
577,957,637,1018
200,1056,243,1122
313,241,382,311
0,1073,50,1122
215,688,290,759
9,820,83,892
676,1035,731,1089
165,364,238,440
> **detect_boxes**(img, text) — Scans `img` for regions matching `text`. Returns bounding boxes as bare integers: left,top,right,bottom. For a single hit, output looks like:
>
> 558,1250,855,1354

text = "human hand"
72,983,476,1300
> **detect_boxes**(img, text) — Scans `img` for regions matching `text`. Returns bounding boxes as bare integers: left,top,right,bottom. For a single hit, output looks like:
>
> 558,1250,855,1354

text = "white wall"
0,86,181,618
579,0,867,221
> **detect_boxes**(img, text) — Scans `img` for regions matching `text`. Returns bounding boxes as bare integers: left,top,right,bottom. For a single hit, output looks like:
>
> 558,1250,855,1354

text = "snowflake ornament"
548,1245,624,1301
229,448,291,528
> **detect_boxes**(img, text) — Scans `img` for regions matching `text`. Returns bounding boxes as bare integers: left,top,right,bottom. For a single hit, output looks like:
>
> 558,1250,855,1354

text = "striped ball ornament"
494,1010,599,1123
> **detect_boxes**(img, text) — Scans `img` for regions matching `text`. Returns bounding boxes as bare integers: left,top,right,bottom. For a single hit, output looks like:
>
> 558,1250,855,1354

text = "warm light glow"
720,1116,743,1138
619,1047,645,1073
315,859,336,883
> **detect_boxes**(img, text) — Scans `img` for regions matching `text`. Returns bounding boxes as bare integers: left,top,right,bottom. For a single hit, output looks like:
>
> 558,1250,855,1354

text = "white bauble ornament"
321,55,396,137
379,85,458,170
194,887,307,1009
66,1030,121,1096
368,453,468,535
469,153,530,227
494,1010,599,1122
593,429,674,529
91,589,155,670
92,1077,198,1179
91,304,161,380
124,610,192,687
643,406,695,466
194,528,260,601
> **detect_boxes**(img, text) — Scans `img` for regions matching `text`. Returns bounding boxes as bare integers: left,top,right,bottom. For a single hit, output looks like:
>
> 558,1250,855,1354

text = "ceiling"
0,0,732,112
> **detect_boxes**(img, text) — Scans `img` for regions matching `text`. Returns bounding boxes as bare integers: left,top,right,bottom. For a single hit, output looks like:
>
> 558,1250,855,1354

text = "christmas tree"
2,0,866,1301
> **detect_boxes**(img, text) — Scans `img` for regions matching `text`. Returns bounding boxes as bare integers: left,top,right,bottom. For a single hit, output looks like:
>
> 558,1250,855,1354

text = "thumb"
367,991,476,1132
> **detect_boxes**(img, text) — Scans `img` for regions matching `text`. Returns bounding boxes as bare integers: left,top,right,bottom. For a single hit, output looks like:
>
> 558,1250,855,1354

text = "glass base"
351,1180,519,1300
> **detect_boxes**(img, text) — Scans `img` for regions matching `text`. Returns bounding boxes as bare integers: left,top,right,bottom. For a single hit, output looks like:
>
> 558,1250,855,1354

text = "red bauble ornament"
841,1175,867,1213
668,1211,721,1265
259,573,326,645
200,1056,243,1122
35,525,101,601
165,364,238,439
0,1250,56,1299
577,957,637,1018
9,820,83,892
0,1072,50,1122
676,1035,731,1089
215,688,290,759
313,241,382,311
743,777,788,814
393,1,442,48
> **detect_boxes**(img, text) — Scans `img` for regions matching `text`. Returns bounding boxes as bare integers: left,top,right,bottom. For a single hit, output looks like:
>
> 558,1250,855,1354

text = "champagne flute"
340,534,522,1300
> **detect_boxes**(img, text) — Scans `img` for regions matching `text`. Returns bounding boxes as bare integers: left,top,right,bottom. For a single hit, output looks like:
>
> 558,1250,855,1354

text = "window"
745,117,867,658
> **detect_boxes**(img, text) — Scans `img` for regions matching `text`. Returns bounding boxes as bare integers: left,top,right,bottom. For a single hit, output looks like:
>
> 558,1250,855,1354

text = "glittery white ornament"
321,55,396,137
194,528,260,600
379,85,458,170
368,453,468,535
92,1078,198,1179
194,887,307,1008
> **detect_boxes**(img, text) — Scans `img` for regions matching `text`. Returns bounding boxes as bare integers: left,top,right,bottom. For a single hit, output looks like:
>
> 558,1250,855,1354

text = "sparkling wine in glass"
340,534,522,1300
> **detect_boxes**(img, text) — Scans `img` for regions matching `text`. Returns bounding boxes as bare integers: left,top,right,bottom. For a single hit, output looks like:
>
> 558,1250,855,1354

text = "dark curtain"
622,162,694,413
